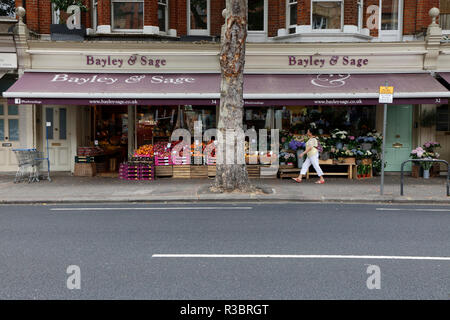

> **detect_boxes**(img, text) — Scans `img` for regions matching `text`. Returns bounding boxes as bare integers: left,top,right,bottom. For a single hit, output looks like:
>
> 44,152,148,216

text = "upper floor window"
287,0,298,34
440,0,450,31
112,0,144,31
380,0,399,30
248,0,265,31
188,0,210,35
312,0,343,30
158,0,168,33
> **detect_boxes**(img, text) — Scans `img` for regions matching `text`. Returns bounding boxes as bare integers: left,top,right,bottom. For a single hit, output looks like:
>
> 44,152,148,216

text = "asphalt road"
1,202,450,300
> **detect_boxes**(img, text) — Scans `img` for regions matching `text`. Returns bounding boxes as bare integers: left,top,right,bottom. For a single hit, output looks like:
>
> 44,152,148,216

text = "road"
0,202,450,299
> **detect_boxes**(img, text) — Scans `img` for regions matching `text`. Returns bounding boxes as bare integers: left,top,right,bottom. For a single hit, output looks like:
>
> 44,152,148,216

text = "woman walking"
292,128,325,184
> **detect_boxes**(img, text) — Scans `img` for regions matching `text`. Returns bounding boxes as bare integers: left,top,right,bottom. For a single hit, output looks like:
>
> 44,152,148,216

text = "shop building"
2,1,450,176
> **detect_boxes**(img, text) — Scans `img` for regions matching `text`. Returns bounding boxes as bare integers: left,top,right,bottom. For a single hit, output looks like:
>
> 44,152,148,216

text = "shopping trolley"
12,148,51,183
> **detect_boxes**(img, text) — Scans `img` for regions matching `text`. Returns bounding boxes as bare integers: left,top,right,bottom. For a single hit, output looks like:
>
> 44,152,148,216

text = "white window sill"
273,26,372,42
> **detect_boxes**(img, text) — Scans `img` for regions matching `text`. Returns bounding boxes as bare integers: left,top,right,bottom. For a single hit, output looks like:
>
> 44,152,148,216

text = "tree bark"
213,0,252,192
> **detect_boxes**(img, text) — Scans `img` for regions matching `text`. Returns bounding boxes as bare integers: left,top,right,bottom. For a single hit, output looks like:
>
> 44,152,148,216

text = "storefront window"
158,0,168,33
287,0,298,34
380,0,399,30
248,0,265,31
437,104,450,131
112,0,144,30
440,0,450,31
189,0,209,33
278,105,377,136
312,0,342,30
136,106,178,147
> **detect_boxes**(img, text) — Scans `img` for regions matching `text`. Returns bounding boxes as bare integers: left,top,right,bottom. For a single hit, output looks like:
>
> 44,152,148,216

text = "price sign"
379,86,394,103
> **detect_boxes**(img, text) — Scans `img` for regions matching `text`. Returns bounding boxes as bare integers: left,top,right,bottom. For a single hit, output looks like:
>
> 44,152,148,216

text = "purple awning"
5,72,449,105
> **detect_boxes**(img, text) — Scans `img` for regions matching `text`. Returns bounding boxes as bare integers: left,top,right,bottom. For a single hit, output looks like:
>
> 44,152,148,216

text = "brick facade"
17,0,440,39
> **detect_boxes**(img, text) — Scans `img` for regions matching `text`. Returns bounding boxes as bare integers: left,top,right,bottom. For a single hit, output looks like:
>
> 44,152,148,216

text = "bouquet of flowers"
289,139,306,151
353,149,373,159
410,147,435,170
331,129,349,141
422,141,441,153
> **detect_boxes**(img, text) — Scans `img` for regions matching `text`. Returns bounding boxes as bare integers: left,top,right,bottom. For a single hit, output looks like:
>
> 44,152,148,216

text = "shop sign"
85,55,167,69
288,55,369,68
379,86,394,103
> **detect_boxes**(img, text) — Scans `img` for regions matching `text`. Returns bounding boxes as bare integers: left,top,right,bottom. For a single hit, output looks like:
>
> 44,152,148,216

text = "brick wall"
14,0,444,38
210,0,225,37
144,0,158,27
344,0,358,26
298,0,310,26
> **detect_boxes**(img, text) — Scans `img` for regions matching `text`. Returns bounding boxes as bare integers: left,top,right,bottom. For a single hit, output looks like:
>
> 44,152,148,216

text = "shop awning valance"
5,72,450,106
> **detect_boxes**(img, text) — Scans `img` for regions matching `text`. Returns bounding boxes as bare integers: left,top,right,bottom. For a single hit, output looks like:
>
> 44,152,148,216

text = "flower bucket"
336,142,343,150
423,169,430,179
361,158,372,165
361,143,372,151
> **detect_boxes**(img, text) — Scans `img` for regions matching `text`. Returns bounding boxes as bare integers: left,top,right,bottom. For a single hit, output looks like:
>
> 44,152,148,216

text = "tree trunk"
214,0,252,192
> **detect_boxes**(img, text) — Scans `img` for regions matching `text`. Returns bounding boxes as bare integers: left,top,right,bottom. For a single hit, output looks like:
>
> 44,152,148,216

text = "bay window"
188,0,210,35
287,0,297,34
112,0,144,31
312,0,343,30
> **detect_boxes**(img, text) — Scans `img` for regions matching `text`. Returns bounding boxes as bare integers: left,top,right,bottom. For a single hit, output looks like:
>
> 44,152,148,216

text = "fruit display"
153,141,172,157
133,144,154,157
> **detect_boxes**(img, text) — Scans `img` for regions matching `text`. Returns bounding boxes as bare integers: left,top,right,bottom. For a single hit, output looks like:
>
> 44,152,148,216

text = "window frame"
158,0,169,34
187,0,210,36
310,0,344,32
378,0,403,40
0,103,20,143
111,0,145,33
440,0,450,34
286,0,298,34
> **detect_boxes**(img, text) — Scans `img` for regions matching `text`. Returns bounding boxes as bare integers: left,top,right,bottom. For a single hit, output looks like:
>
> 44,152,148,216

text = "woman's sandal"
315,180,325,184
292,178,302,183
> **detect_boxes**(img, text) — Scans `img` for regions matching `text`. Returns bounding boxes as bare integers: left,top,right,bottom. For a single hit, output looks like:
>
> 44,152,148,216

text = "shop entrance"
385,105,413,171
43,106,71,171
0,102,19,171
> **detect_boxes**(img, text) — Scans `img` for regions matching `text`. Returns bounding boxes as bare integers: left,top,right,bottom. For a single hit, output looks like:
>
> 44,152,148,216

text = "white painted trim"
377,0,403,41
5,92,450,99
96,25,111,34
187,0,210,36
143,26,160,35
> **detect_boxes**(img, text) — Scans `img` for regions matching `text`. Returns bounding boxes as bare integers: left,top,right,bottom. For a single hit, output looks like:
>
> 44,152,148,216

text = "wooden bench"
306,160,355,179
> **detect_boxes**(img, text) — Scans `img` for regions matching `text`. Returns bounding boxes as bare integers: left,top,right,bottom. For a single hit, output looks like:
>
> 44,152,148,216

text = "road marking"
152,254,450,261
376,208,450,212
50,207,253,211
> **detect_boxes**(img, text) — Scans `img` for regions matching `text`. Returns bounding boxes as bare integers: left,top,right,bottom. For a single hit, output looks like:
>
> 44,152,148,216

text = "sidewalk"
0,172,448,204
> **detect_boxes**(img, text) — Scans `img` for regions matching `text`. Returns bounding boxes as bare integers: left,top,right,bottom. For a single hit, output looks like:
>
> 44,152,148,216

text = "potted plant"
50,0,88,41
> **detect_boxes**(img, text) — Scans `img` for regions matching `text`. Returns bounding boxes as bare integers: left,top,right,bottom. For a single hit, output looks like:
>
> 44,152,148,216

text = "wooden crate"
155,165,173,177
246,165,260,178
173,165,191,178
319,159,333,165
190,165,208,178
207,165,216,177
260,165,278,178
74,163,96,177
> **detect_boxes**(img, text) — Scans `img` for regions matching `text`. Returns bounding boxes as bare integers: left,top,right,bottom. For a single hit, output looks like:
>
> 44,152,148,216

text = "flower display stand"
353,166,373,180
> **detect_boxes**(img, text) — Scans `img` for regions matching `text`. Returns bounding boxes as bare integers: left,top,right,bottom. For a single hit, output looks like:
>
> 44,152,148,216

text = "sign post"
379,84,394,195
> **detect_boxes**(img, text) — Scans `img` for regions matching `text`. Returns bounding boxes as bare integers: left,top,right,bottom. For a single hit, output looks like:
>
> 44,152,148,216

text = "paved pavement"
0,172,448,204
0,203,449,299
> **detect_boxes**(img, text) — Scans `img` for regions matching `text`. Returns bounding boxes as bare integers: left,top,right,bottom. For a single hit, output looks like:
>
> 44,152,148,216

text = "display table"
306,161,354,179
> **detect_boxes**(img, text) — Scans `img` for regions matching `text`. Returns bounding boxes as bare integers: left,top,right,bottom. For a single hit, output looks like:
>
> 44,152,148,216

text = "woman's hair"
308,127,318,136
